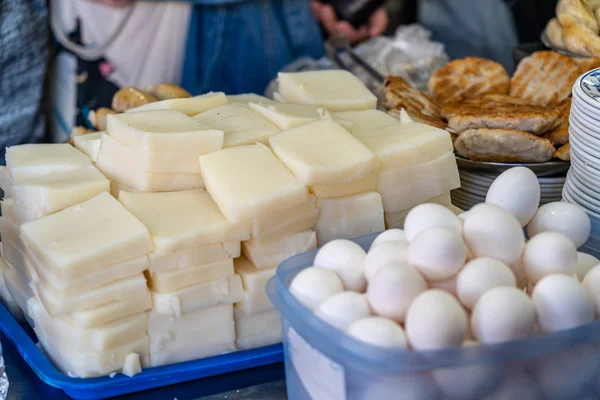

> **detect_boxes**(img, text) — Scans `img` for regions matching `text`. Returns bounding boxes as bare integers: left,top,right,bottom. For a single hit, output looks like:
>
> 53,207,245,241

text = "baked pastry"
445,101,561,134
441,95,531,120
428,57,511,104
510,51,580,106
553,142,571,160
383,76,445,128
557,0,598,33
88,107,116,131
112,87,158,112
562,14,600,57
454,129,555,163
543,98,571,146
387,107,446,129
545,18,566,49
576,56,600,75
146,83,191,100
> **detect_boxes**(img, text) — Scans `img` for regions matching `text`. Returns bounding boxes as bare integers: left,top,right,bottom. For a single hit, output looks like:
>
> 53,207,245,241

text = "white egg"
471,287,536,344
363,241,409,282
313,239,367,292
407,227,467,281
534,345,599,400
486,167,540,227
428,274,459,297
482,370,542,400
433,341,506,399
576,252,600,281
527,201,591,248
315,291,371,331
367,264,427,322
346,316,408,348
459,211,470,220
582,266,600,317
289,267,344,310
405,289,468,350
532,274,594,333
404,203,462,242
370,229,407,250
508,259,527,288
355,372,439,400
522,232,577,284
463,203,526,265
457,258,517,311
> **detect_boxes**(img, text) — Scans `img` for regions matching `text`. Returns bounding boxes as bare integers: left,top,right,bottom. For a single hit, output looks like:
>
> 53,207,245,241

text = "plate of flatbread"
382,50,600,165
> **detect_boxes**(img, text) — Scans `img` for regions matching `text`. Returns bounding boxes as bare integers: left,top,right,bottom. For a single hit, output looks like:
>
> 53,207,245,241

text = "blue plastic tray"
0,303,283,399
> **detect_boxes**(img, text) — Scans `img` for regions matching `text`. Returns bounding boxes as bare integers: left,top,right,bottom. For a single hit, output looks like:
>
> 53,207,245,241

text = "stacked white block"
19,192,154,377
96,109,223,192
118,189,250,366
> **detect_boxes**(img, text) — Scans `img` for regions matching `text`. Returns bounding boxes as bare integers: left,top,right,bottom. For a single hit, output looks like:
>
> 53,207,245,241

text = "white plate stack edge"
565,68,600,256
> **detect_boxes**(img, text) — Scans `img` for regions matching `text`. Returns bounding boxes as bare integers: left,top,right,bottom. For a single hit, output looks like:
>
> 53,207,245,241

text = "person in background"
311,0,412,44
0,1,50,164
508,0,559,44
184,0,411,94
418,0,560,73
182,1,325,95
52,0,403,140
418,0,519,73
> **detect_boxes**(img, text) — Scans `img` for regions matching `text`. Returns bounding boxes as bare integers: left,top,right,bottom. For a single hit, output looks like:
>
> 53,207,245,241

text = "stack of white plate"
564,68,600,257
451,159,568,212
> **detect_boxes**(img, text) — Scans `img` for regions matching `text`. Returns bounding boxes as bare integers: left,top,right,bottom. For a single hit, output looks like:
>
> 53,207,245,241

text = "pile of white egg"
289,167,600,398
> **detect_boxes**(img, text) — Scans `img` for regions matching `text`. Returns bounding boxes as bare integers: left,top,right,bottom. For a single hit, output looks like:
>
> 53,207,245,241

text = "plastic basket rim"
0,301,283,398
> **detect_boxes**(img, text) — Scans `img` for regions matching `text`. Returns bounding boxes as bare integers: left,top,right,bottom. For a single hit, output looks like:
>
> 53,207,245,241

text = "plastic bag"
265,24,448,99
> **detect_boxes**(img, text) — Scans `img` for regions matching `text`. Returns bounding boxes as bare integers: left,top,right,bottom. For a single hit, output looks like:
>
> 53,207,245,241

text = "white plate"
569,170,600,202
451,192,484,204
570,104,600,140
459,171,566,186
569,153,600,185
459,186,488,197
570,161,600,190
569,128,600,155
451,189,485,200
572,90,600,117
570,137,600,168
540,183,568,189
574,71,600,109
459,174,494,186
564,177,600,215
456,157,569,176
569,114,599,140
563,180,591,211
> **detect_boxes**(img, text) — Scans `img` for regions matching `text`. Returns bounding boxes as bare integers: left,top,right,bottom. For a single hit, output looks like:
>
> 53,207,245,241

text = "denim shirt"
0,0,48,163
182,1,325,95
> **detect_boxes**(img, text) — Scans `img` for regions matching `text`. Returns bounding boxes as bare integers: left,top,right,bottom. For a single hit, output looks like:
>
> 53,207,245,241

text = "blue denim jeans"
182,0,325,95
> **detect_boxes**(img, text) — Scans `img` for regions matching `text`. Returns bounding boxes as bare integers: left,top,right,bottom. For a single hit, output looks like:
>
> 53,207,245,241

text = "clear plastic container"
268,233,600,400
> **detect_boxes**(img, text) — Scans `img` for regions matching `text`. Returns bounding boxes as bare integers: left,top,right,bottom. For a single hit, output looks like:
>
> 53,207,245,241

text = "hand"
311,2,389,44
85,0,132,7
